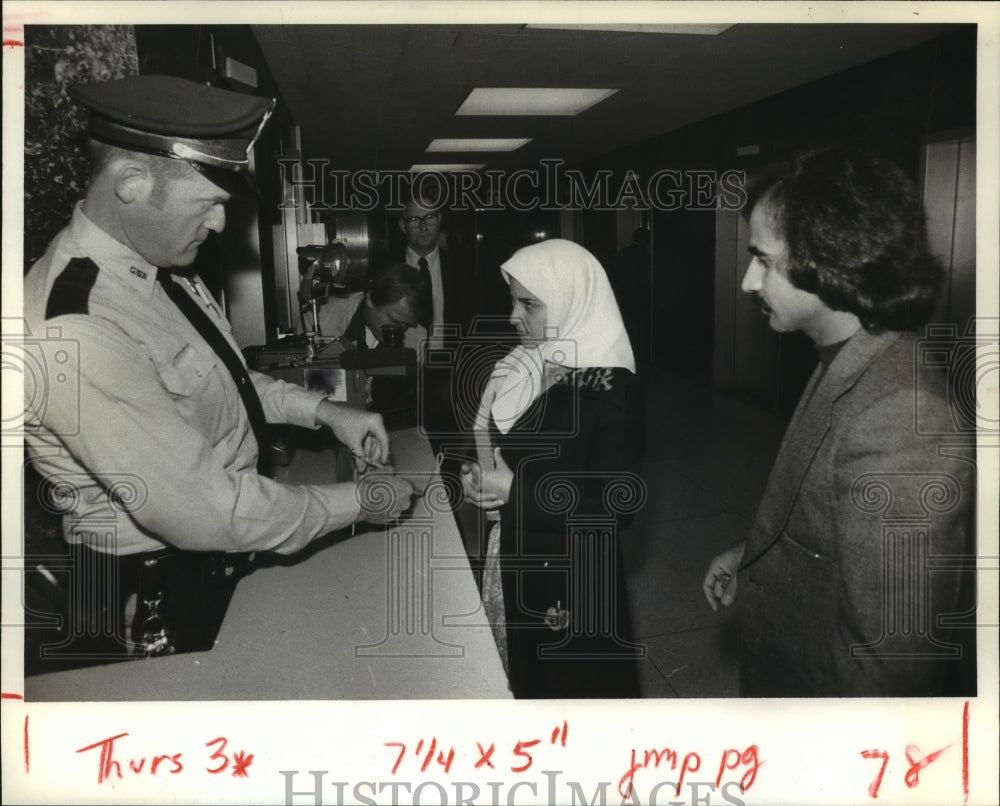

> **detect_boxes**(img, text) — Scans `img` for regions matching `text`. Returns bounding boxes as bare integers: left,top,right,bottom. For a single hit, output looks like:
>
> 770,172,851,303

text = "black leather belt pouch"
25,547,255,674
133,549,255,656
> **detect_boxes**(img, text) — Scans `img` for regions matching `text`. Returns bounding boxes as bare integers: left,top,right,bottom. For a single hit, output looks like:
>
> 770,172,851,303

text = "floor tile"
635,653,677,698
623,367,789,696
643,624,740,698
624,511,752,639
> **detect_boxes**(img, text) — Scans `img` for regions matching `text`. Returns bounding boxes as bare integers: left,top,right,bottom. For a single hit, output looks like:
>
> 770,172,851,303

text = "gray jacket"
739,329,976,696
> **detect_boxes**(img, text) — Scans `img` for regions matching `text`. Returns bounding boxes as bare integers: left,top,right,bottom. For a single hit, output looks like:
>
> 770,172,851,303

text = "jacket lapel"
743,329,901,565
438,250,455,326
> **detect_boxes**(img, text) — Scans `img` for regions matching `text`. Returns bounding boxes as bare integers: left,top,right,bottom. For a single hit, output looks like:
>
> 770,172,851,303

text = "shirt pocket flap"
158,343,216,397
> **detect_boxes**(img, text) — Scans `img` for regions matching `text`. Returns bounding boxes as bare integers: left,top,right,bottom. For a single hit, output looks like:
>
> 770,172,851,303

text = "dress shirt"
315,293,379,348
316,292,365,341
24,203,360,556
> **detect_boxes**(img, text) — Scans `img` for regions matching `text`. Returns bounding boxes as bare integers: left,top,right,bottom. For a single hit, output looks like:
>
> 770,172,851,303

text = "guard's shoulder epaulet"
45,257,100,320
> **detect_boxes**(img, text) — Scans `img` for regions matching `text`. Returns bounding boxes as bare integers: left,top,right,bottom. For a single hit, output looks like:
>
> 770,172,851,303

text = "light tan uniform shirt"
23,203,360,556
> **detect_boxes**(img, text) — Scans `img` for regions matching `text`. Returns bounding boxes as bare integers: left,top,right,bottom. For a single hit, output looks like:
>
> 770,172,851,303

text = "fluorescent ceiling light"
409,163,485,173
526,24,734,36
426,138,531,152
456,88,619,117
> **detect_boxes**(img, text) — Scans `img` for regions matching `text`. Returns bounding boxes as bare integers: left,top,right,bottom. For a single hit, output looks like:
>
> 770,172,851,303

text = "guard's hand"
702,542,746,612
356,472,414,524
315,399,390,470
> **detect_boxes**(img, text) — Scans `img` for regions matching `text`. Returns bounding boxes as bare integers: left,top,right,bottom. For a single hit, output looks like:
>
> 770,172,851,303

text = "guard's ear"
398,216,407,235
113,161,152,205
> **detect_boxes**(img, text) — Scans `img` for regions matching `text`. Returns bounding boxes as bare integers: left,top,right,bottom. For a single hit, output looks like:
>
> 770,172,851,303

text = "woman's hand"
461,448,513,510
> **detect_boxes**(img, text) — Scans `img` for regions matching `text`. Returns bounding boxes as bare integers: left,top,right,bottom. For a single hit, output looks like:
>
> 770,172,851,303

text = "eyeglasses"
402,213,440,226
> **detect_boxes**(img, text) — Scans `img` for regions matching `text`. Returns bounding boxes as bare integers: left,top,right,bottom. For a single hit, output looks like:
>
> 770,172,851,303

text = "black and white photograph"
2,2,997,805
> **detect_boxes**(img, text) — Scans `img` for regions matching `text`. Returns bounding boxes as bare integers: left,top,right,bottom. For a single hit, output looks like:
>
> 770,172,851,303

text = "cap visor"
191,162,258,197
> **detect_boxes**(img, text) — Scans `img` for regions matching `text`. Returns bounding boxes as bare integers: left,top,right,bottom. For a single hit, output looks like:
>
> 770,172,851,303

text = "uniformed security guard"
23,75,413,664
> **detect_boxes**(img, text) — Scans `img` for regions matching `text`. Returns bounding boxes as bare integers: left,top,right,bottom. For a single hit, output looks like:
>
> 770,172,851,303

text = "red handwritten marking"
860,701,971,800
475,742,495,769
2,692,24,699
385,742,406,775
152,754,179,775
435,747,455,774
419,737,438,773
76,732,129,784
962,700,969,802
511,738,541,773
679,752,702,795
620,744,761,799
205,737,229,774
861,749,890,798
3,39,23,47
76,733,188,782
231,749,254,777
717,745,762,790
550,720,568,746
24,715,29,773
904,742,952,788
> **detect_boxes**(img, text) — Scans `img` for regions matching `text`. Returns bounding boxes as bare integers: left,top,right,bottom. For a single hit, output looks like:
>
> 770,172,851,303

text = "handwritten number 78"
860,701,970,801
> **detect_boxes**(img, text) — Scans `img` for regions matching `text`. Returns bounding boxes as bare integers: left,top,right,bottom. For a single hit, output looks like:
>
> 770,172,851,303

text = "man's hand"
356,472,414,524
315,399,390,470
460,447,513,510
702,542,746,612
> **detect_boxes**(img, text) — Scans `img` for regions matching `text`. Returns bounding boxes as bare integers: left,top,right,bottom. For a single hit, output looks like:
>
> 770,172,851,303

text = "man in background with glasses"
399,195,467,351
397,192,482,558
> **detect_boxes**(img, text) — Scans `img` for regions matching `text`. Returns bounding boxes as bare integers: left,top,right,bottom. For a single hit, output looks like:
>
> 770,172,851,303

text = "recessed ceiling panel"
410,163,486,172
426,138,532,152
455,88,620,116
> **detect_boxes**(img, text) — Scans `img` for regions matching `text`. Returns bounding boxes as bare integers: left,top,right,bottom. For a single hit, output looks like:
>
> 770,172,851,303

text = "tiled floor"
623,366,788,698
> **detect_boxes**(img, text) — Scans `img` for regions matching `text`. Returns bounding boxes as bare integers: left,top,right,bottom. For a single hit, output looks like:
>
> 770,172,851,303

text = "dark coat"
437,247,478,345
739,329,976,696
407,248,479,438
495,367,644,698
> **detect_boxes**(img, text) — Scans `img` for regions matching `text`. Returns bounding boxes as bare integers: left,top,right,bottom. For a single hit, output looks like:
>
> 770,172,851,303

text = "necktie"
416,257,433,330
416,256,430,283
156,269,271,471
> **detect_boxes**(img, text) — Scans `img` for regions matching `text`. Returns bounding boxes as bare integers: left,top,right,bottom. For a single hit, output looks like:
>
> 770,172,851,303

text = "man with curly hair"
702,147,976,696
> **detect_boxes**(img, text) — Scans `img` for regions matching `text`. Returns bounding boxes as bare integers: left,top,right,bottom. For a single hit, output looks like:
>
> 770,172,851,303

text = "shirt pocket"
157,342,216,398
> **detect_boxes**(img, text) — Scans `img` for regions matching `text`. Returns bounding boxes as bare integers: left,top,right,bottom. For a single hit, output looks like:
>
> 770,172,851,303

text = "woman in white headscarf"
461,239,645,698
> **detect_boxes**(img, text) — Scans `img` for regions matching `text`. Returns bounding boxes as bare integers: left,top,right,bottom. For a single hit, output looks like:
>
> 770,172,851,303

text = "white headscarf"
477,239,635,436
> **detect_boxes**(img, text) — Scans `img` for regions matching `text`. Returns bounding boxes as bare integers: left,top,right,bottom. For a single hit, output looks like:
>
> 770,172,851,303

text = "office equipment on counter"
340,344,419,431
296,240,366,348
272,237,420,429
244,338,359,476
245,331,420,460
